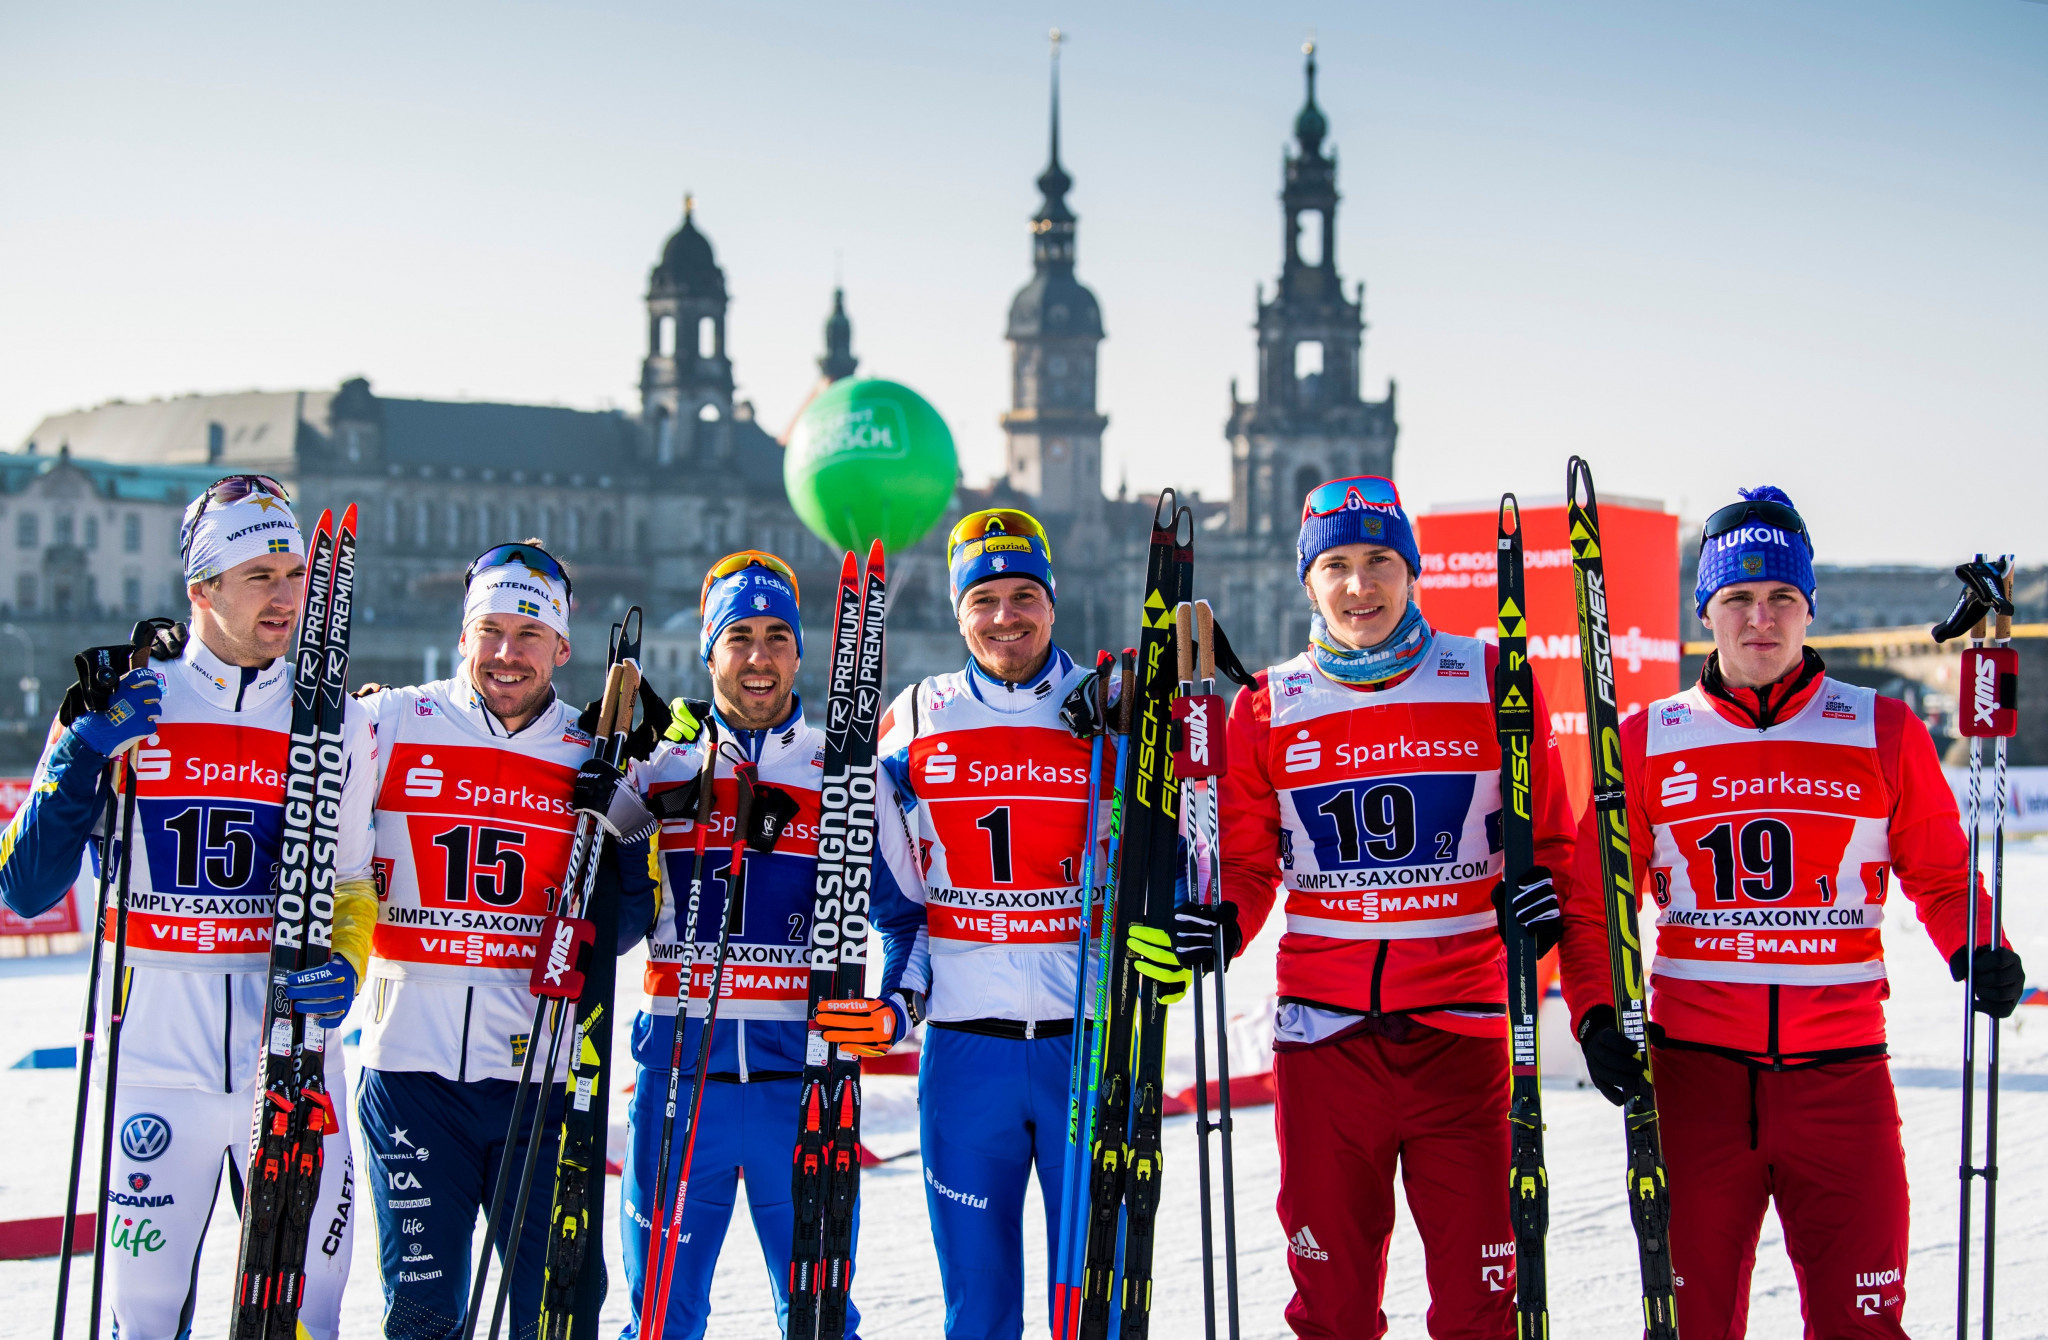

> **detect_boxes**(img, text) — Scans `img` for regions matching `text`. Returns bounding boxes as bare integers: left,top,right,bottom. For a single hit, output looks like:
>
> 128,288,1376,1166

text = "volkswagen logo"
121,1113,173,1162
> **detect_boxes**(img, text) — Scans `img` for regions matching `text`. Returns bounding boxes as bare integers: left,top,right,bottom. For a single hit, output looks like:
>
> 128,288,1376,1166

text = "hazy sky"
4,1,2043,563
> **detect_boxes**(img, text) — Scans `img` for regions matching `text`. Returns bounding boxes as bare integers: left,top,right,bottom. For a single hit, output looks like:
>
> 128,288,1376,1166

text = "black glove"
1172,901,1243,973
1059,670,1111,739
1576,1005,1646,1107
146,622,189,662
572,757,656,843
1951,944,2026,1019
1492,865,1562,957
746,783,802,853
575,681,673,763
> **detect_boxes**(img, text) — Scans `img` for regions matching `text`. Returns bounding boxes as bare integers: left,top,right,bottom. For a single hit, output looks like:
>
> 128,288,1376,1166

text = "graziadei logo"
1660,761,1698,806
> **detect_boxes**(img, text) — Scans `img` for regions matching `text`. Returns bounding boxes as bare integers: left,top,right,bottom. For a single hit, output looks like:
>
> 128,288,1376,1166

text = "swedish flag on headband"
518,600,542,618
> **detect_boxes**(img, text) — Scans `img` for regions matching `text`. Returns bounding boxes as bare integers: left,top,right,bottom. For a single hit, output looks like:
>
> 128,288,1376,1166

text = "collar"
714,694,804,763
181,634,291,714
1699,647,1827,730
966,646,1072,713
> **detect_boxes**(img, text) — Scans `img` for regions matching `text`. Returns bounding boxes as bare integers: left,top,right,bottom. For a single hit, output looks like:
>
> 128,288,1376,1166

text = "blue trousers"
617,1068,862,1340
919,1026,1077,1340
356,1068,565,1340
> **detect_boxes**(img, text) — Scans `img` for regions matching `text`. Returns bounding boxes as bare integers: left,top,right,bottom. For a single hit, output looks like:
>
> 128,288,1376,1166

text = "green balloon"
785,378,957,554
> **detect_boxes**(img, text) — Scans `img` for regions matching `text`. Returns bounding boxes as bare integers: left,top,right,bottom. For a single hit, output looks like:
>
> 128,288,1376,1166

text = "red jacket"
1559,656,1990,1064
1219,639,1578,1038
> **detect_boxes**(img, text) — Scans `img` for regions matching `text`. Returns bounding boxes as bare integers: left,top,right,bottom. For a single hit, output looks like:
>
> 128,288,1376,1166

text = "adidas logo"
1287,1226,1330,1261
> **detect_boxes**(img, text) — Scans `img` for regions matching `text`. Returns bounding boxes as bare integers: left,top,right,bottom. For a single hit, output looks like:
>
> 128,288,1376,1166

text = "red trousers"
1656,1047,1911,1339
1273,1026,1514,1340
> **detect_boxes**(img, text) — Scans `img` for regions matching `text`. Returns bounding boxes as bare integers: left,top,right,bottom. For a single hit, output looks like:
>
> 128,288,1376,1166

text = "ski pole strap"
1205,619,1259,692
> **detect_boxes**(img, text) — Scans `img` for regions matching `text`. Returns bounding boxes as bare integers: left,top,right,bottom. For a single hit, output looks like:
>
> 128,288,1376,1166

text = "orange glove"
815,997,900,1058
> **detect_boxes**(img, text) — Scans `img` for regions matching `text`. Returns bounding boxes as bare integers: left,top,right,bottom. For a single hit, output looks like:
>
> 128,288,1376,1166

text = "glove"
745,783,802,853
664,698,715,745
283,957,359,1025
1127,924,1191,1005
815,997,900,1058
70,669,161,757
351,683,388,699
1951,944,2026,1019
1576,1004,1647,1107
1492,865,1562,957
572,757,656,843
1059,671,1110,738
574,681,674,763
1172,901,1242,974
146,622,189,663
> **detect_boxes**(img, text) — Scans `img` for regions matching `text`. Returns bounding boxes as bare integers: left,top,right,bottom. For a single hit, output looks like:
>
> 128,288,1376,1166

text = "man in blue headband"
1545,485,2024,1337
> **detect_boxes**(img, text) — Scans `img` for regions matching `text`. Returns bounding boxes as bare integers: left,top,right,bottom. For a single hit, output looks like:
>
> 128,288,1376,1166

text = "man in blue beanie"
1541,485,2025,1337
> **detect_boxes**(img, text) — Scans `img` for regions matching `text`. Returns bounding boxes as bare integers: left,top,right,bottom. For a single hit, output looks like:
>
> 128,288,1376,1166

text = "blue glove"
283,957,359,1024
71,669,161,757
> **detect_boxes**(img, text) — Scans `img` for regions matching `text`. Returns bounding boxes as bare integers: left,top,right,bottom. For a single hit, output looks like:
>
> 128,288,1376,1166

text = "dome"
652,203,727,300
1006,270,1103,341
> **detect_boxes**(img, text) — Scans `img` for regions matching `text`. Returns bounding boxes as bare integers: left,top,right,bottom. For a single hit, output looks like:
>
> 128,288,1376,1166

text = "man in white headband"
351,539,659,1338
1,474,379,1338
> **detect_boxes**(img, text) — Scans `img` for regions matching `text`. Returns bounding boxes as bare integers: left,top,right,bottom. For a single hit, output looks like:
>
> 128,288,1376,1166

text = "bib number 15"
430,824,527,906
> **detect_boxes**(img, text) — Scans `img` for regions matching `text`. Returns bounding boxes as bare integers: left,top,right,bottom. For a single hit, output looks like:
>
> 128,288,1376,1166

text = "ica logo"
1660,761,1697,806
404,755,444,799
120,1113,172,1162
923,743,956,785
1283,729,1321,774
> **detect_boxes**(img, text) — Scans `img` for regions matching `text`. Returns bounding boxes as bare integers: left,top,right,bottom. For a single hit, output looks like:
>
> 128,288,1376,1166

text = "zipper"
1025,961,1038,1039
1369,941,1390,1016
222,973,234,1093
736,1020,749,1082
458,987,474,1083
1766,984,1781,1068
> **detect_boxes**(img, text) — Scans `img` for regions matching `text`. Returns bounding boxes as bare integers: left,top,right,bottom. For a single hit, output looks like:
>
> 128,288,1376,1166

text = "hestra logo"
1660,761,1697,806
1974,655,2000,729
540,920,578,987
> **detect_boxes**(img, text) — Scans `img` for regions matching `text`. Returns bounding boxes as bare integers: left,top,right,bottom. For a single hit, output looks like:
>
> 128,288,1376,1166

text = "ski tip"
337,502,358,531
1150,488,1177,530
312,509,334,537
1499,493,1520,535
865,537,885,578
840,549,859,583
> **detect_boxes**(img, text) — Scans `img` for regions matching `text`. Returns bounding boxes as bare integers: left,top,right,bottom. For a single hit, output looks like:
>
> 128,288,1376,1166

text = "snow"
5,842,2047,1339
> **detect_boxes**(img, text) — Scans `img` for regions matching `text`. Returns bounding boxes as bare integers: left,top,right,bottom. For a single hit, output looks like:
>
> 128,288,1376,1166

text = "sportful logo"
1287,1226,1329,1261
120,1114,172,1162
1974,654,2001,729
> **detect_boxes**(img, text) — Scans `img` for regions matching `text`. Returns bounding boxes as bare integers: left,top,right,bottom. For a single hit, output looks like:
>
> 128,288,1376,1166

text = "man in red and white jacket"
1200,476,1577,1340
1551,487,2025,1338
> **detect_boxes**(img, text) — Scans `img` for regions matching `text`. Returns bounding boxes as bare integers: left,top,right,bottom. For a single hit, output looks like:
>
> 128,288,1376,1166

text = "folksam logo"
121,1113,172,1162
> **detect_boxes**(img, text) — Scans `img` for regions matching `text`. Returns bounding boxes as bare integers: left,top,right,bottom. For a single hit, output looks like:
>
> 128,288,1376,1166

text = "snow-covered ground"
5,842,2047,1338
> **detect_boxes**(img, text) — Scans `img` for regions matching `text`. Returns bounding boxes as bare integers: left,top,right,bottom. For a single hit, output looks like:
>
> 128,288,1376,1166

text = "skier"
584,550,875,1340
1547,487,2026,1337
829,508,1170,1340
1187,475,1577,1340
350,541,652,1340
0,476,376,1340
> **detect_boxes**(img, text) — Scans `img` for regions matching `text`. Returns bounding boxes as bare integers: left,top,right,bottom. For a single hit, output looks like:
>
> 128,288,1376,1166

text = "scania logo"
121,1113,172,1162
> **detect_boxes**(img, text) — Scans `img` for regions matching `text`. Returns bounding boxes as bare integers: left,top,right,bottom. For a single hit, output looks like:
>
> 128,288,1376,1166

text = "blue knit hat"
700,563,803,662
948,510,1056,609
1694,486,1817,618
1296,476,1422,584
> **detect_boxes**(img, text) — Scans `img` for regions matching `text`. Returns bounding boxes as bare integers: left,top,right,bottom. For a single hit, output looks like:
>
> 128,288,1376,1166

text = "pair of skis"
1934,553,2018,1340
787,540,887,1340
231,504,357,1340
1076,492,1193,1340
466,612,643,1340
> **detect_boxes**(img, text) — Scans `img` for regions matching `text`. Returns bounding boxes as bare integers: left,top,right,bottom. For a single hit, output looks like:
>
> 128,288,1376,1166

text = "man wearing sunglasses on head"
0,476,378,1340
1187,476,1579,1339
817,509,1145,1340
1544,487,2023,1337
349,541,658,1339
579,551,879,1339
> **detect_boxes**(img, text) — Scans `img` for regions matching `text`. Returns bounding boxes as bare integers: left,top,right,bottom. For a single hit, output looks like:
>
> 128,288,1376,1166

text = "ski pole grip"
1196,601,1216,685
730,759,757,849
611,659,642,742
1996,563,2014,641
595,662,628,740
1175,602,1195,685
694,722,720,827
1119,648,1137,735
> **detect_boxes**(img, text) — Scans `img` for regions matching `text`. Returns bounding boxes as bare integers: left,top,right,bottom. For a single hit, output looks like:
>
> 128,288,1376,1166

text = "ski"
536,611,643,1340
1493,494,1549,1338
789,539,886,1340
1565,458,1678,1339
231,503,353,1340
1080,492,1191,1340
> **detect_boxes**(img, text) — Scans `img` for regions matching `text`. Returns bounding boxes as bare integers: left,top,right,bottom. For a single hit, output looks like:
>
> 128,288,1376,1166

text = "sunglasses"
1301,475,1401,521
180,474,292,561
466,542,575,600
699,550,799,613
1702,498,1812,554
947,508,1051,562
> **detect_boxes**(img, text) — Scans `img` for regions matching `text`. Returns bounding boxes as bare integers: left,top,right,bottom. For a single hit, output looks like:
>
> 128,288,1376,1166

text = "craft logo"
1659,702,1691,727
1659,762,1698,806
120,1113,172,1162
322,1158,354,1258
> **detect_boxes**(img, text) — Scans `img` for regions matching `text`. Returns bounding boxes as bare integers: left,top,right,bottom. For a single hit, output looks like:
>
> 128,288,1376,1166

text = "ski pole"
646,752,757,1340
638,725,722,1340
1953,559,1989,1340
1981,557,2014,1337
1174,602,1220,1340
1195,600,1241,1340
1053,653,1112,1339
485,657,638,1340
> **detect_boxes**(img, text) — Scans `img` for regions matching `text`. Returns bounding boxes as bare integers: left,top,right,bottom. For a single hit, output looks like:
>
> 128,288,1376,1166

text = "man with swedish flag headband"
829,509,1188,1339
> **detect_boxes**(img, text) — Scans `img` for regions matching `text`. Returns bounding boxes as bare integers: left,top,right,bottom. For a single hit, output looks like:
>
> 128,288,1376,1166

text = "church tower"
642,197,735,465
1226,45,1397,539
1000,32,1107,517
818,287,858,383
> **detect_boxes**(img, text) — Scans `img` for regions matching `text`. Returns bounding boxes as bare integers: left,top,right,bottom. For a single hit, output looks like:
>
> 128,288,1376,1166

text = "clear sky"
3,1,2043,563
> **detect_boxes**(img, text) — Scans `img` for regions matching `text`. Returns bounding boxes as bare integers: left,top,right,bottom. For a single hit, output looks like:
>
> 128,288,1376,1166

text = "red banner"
0,778,81,935
1415,499,1681,816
